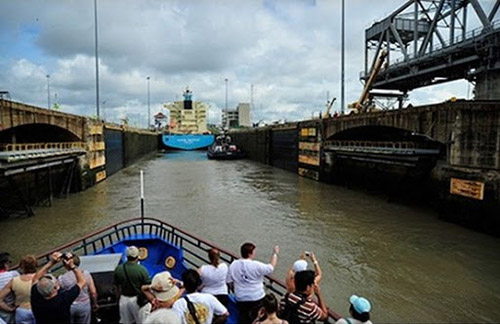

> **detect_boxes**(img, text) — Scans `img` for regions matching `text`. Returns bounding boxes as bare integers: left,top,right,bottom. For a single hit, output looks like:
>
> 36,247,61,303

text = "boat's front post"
140,169,144,233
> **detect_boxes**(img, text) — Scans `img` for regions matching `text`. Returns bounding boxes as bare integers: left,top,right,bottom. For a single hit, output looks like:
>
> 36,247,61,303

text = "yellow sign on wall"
299,154,320,166
299,142,320,151
300,128,317,137
450,178,485,200
95,170,107,183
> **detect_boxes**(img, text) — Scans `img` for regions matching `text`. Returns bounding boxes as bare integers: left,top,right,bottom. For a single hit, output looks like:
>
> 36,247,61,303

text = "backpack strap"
122,263,140,296
184,296,201,324
345,318,353,324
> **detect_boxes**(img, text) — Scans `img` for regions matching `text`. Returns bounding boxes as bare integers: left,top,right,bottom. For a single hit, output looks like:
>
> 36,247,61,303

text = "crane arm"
349,50,388,112
323,97,337,119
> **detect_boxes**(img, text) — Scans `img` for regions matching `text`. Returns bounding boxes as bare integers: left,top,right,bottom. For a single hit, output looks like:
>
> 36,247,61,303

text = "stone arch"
0,123,82,144
327,125,439,143
326,125,447,160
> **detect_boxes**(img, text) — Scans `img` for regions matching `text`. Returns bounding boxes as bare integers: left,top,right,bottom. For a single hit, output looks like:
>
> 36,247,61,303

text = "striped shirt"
0,270,19,306
279,292,325,324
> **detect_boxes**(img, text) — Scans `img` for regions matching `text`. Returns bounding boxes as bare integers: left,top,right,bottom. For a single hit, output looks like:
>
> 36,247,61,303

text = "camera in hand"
61,252,72,261
304,251,311,257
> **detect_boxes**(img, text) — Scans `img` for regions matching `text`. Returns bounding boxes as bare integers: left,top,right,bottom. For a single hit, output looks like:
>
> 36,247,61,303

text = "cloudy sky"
0,0,492,126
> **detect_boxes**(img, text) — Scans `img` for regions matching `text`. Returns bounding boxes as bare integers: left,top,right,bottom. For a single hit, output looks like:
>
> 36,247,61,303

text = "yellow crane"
348,50,388,113
323,97,336,119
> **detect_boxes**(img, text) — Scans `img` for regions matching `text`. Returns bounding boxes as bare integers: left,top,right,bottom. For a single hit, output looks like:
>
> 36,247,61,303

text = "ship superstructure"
162,88,214,150
164,88,208,134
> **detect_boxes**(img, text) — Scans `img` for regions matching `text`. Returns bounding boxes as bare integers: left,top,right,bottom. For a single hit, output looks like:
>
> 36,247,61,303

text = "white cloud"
0,0,482,126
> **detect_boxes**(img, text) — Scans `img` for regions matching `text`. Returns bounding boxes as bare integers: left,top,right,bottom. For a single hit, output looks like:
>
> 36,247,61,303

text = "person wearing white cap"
139,271,183,324
334,295,372,324
113,246,151,324
285,252,322,293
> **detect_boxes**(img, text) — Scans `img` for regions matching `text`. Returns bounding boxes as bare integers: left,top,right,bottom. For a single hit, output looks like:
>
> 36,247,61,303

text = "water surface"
1,151,499,322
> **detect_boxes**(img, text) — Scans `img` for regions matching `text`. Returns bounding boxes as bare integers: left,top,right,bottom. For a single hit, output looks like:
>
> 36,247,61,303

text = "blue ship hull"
162,134,215,150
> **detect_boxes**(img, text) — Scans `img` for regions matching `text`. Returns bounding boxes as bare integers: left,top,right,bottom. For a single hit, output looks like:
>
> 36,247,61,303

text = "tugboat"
207,133,245,160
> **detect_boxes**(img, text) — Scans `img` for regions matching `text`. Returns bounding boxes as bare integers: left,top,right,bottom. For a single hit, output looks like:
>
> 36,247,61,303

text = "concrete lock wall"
81,124,158,189
231,101,500,234
231,128,271,164
123,130,158,166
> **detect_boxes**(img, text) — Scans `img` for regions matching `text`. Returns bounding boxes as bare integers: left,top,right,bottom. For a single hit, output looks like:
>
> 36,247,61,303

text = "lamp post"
224,78,229,129
102,100,106,121
341,0,345,115
46,74,51,109
225,78,228,110
147,76,151,128
94,0,100,118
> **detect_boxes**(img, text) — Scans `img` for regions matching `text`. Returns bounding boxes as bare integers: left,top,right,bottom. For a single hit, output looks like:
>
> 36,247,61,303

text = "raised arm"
0,280,15,312
62,255,85,289
88,274,99,311
285,266,295,293
270,245,279,268
314,284,329,321
32,252,62,285
310,252,322,284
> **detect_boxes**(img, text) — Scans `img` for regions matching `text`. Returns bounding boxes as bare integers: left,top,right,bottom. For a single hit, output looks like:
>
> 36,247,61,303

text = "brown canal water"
1,151,499,323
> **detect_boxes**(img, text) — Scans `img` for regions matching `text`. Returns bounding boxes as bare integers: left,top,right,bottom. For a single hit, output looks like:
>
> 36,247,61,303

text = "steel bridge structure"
362,0,500,98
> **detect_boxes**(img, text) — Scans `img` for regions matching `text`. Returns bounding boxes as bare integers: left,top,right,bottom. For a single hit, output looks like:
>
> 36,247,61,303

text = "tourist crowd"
0,244,372,324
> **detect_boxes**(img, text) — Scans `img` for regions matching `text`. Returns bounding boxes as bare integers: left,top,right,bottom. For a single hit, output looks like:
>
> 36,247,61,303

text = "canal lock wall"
0,99,158,218
231,101,500,234
82,122,158,189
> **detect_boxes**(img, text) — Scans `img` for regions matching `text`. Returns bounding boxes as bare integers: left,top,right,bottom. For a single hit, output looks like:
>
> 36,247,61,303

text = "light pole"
341,0,345,115
102,100,106,121
225,78,228,110
94,0,100,118
147,76,151,128
46,74,51,109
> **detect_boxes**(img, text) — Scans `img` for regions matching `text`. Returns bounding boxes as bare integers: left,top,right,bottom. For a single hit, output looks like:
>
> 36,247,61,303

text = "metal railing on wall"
0,142,87,152
326,140,418,149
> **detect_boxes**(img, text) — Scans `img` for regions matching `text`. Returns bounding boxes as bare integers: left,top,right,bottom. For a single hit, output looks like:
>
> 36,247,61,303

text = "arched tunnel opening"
329,126,445,151
0,124,83,218
0,123,81,144
323,126,446,203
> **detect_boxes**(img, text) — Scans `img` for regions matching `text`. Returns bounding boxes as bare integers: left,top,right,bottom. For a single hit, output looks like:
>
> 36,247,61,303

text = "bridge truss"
363,0,500,93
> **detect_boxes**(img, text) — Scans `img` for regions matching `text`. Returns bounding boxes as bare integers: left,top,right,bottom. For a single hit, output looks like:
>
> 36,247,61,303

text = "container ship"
162,88,214,150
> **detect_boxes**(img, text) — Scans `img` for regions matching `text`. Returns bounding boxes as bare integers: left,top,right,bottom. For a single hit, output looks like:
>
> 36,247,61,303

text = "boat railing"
16,217,341,322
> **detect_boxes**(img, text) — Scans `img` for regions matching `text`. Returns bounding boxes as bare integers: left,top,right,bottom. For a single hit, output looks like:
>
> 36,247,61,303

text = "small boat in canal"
207,134,245,160
14,217,341,323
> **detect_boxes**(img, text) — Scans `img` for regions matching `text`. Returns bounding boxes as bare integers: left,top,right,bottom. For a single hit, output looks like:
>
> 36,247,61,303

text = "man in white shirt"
227,242,279,323
173,269,229,324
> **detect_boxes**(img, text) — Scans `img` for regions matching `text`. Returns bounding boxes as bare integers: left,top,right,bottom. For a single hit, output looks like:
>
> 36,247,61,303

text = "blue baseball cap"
349,295,371,313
